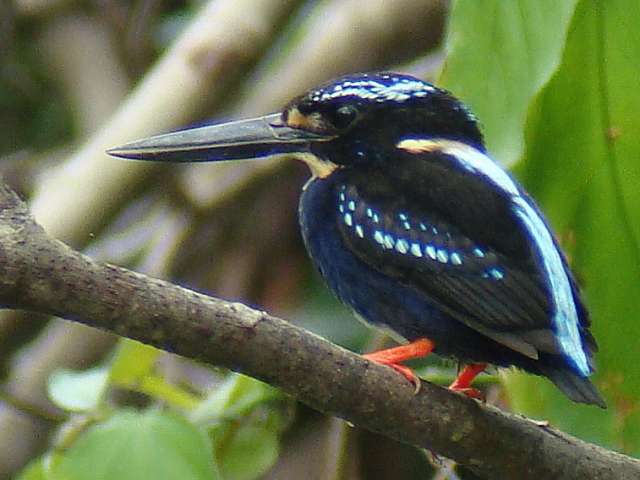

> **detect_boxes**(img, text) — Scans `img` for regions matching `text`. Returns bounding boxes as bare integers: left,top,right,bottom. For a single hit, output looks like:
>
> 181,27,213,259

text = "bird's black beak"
107,113,334,163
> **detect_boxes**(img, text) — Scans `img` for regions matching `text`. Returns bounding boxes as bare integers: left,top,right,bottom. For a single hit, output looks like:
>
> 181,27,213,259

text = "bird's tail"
539,366,606,408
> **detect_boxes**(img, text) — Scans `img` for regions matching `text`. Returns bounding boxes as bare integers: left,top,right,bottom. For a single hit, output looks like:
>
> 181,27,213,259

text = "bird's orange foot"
448,363,487,400
363,338,435,394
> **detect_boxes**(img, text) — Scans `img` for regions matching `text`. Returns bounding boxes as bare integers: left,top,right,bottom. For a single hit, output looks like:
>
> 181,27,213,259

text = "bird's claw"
363,339,433,394
448,386,484,400
380,362,422,394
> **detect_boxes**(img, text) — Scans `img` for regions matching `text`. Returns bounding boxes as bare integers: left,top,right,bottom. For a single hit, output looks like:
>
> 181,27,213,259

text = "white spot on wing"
395,239,409,254
451,252,462,265
383,234,395,250
425,245,436,260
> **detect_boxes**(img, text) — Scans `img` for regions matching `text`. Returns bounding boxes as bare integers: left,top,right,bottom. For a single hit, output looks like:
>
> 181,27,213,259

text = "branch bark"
0,183,638,480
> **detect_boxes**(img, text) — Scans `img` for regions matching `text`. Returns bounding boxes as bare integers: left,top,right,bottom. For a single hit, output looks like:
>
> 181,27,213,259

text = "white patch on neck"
295,152,338,181
397,138,518,195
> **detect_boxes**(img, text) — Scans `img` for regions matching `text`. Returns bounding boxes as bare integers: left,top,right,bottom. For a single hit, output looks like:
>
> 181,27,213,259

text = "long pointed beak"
107,113,333,163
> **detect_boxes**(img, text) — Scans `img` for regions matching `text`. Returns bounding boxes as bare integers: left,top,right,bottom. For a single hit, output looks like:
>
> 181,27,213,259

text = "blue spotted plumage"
108,72,605,407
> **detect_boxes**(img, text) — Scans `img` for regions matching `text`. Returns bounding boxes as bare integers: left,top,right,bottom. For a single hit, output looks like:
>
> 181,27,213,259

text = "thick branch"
0,184,638,480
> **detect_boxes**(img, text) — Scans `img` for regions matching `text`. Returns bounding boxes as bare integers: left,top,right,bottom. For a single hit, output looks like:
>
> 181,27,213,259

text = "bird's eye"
331,105,358,130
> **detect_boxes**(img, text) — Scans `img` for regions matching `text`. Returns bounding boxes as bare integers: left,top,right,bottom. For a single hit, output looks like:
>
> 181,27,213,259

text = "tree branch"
0,183,638,480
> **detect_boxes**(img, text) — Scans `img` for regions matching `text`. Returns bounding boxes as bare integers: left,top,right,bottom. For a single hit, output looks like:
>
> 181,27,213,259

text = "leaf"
108,339,161,386
50,410,220,480
506,0,640,454
440,0,578,166
48,367,109,412
190,375,287,480
109,339,199,409
136,375,200,410
190,374,281,426
441,0,640,454
218,419,280,480
15,459,47,480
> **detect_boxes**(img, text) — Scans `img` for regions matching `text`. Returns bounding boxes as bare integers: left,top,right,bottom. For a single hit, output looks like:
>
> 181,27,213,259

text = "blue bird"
108,72,605,407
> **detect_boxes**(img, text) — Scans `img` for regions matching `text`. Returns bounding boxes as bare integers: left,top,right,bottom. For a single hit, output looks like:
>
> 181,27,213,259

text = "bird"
108,72,605,408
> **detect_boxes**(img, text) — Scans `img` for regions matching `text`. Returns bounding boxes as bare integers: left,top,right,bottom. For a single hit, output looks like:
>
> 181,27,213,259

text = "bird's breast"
297,173,480,346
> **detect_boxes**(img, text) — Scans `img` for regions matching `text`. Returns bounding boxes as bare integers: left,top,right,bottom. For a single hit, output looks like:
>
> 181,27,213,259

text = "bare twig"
0,185,638,479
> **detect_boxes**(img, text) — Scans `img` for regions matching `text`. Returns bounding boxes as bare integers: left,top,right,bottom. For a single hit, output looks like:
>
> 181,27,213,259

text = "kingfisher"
108,72,605,407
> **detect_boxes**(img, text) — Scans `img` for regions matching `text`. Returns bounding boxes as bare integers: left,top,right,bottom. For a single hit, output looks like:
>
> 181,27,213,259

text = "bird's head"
282,73,484,168
108,73,483,178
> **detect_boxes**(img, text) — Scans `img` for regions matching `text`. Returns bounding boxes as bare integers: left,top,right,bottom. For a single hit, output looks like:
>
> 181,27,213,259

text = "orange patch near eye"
285,107,324,132
285,108,309,128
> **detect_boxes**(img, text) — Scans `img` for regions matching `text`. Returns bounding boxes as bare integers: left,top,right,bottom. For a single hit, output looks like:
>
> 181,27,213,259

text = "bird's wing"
333,144,585,360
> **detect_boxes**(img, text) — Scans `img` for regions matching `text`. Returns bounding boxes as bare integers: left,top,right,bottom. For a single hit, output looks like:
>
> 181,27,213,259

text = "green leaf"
441,0,640,454
440,0,578,166
15,458,47,480
190,374,281,426
51,410,220,480
48,367,109,412
190,375,287,480
218,419,280,480
108,339,199,409
109,339,161,386
136,375,201,410
506,0,640,454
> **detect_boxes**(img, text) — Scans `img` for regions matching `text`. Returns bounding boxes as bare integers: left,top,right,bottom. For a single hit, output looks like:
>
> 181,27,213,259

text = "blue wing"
335,140,594,375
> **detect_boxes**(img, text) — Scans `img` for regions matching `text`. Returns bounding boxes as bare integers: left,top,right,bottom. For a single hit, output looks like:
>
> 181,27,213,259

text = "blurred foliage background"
1,1,638,479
